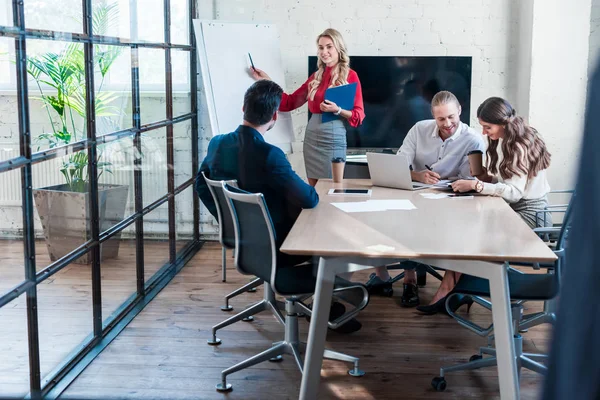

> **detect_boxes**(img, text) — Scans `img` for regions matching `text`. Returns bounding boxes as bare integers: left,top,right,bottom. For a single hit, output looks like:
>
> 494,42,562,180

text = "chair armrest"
534,226,562,235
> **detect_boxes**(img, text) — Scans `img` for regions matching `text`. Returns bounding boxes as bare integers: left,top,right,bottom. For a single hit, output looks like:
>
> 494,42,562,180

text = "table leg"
299,257,337,400
489,264,519,399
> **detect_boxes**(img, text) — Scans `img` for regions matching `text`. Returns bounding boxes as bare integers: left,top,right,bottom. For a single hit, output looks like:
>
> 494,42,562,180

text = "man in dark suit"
195,80,362,333
195,80,318,264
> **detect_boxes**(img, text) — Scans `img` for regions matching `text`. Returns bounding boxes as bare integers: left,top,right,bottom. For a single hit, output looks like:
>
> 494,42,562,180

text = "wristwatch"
335,107,343,116
475,180,484,193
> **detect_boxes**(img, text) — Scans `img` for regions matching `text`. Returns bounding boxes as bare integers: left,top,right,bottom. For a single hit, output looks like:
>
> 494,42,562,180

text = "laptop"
366,152,433,191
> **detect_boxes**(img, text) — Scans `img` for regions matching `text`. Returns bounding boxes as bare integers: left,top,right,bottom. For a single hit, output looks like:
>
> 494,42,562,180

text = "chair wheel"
431,377,447,391
248,287,257,293
242,315,254,322
382,287,394,297
269,355,283,362
221,305,233,311
469,354,483,362
216,382,232,392
207,337,222,346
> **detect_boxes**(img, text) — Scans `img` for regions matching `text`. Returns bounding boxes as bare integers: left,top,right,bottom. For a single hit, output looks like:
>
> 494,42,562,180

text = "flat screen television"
307,56,472,152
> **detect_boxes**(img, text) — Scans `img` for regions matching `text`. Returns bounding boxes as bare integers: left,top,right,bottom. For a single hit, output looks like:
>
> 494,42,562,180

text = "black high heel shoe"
416,294,474,316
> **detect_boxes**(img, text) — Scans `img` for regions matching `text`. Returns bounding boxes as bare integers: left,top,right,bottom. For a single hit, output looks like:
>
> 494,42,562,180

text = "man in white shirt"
366,91,485,307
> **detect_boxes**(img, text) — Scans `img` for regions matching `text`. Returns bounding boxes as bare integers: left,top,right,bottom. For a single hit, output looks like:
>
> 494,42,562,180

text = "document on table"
331,199,416,213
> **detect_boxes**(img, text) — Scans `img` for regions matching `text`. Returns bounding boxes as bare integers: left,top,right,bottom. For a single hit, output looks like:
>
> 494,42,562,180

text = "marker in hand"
248,52,256,71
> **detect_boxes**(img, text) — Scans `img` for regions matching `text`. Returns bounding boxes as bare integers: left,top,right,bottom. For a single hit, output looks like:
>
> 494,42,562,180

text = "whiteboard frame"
192,20,293,153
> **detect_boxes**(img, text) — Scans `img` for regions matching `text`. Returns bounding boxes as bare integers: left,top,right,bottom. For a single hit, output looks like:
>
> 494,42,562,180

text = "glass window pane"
26,40,86,154
173,120,192,188
98,136,135,231
170,0,190,45
175,185,193,255
24,0,83,33
134,0,164,43
0,37,17,163
95,45,132,136
0,296,30,398
37,260,92,381
92,0,130,38
31,149,92,269
143,206,169,284
101,227,137,319
172,49,191,118
140,128,167,208
0,168,24,296
138,48,166,124
0,1,13,27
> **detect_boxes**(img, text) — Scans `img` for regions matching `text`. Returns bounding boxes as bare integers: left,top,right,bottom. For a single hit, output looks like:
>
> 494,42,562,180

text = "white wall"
196,0,593,195
527,0,592,190
198,0,519,179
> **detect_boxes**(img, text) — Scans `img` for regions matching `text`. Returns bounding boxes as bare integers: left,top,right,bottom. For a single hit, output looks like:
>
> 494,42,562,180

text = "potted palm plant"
30,3,129,264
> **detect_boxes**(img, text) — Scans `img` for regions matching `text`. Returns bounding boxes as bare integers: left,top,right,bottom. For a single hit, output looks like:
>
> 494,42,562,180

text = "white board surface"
193,20,294,151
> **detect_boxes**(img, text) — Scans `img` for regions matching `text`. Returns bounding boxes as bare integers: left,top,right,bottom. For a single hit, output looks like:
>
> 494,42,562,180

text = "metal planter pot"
33,184,129,264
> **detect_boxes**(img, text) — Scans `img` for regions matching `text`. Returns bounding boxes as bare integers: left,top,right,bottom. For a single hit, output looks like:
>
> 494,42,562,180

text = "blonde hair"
431,90,461,110
308,29,350,101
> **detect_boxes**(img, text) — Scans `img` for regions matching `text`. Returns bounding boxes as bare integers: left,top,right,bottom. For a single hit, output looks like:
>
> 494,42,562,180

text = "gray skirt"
510,196,553,229
304,114,347,179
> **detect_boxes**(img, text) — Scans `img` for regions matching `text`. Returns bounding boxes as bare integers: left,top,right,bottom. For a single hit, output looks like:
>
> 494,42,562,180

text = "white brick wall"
590,0,600,72
204,0,518,179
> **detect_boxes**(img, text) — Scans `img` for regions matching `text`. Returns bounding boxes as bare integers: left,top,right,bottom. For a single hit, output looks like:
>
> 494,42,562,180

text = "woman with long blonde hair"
251,28,365,186
418,97,553,315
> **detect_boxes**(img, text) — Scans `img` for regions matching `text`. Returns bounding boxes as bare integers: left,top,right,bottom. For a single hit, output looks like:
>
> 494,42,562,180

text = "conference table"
280,179,557,400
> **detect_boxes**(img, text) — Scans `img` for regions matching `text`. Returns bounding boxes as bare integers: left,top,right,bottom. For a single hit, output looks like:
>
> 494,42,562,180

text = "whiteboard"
193,20,295,151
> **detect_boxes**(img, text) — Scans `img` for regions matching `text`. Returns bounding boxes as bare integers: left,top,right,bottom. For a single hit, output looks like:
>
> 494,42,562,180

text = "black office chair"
431,196,573,392
213,183,369,392
202,172,260,312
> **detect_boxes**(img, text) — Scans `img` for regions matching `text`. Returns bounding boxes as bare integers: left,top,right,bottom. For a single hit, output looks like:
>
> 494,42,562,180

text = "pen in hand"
425,164,433,171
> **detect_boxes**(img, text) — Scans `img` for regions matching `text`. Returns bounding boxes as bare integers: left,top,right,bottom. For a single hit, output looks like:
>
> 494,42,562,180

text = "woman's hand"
451,179,477,193
249,67,271,81
320,100,339,113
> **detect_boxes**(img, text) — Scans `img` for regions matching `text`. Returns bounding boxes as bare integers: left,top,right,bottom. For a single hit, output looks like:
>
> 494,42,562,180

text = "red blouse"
279,66,365,128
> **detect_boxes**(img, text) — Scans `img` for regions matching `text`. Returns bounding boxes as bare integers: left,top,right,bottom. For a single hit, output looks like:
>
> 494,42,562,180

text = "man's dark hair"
243,80,283,126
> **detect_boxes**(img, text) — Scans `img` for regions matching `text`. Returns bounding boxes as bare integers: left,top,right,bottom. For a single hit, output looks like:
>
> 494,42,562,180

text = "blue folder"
322,82,357,123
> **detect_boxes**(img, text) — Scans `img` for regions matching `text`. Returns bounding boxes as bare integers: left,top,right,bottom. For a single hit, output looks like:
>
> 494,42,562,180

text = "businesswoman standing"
251,28,365,186
418,96,553,314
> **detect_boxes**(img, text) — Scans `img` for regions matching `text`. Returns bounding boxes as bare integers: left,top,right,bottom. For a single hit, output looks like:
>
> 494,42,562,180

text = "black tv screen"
307,56,472,151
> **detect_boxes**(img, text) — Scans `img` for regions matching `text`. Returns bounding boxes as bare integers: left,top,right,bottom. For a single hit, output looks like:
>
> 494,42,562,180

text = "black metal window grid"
0,0,201,398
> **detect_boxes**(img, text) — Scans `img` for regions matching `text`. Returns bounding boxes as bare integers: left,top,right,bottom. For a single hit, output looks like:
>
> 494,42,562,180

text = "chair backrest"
554,193,575,279
201,171,238,249
222,183,277,286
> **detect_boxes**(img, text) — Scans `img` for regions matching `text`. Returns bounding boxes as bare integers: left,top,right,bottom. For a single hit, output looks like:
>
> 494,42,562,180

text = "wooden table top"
280,180,558,263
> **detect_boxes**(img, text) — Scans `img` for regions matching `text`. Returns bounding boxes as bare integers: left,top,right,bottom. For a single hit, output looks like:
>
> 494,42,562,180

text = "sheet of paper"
420,193,450,199
432,179,453,188
331,202,382,213
331,199,416,213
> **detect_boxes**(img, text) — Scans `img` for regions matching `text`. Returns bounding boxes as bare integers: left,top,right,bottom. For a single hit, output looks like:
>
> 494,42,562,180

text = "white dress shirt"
480,138,551,203
397,120,486,179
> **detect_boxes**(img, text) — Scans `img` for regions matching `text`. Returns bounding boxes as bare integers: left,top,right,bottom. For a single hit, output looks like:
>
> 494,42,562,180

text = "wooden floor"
0,238,175,398
51,242,550,400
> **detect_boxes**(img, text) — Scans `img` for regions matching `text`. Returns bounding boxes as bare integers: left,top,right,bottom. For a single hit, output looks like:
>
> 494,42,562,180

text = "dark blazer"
542,62,600,399
195,125,319,249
